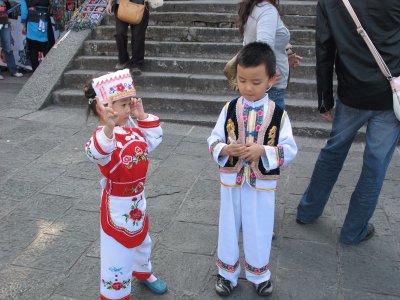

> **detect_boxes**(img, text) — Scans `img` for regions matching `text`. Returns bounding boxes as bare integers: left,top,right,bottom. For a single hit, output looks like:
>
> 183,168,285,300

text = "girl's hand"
130,97,148,120
241,143,265,162
96,97,118,138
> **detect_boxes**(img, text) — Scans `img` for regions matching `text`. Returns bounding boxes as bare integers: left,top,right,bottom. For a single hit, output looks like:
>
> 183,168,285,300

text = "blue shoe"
141,278,168,294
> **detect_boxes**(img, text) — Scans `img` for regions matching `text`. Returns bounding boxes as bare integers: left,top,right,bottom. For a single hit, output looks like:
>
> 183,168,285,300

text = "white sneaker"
0,74,4,80
12,72,23,77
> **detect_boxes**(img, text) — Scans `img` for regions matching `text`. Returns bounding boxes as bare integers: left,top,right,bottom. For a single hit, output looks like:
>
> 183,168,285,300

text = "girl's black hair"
238,0,280,38
84,82,98,120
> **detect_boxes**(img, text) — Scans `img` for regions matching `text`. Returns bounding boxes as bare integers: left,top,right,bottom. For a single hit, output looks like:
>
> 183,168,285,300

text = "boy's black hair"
236,42,276,78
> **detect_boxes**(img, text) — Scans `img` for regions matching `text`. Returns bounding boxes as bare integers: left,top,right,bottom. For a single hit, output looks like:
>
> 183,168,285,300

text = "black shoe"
296,218,308,225
115,60,129,70
255,280,273,296
215,274,234,296
361,223,375,242
130,66,142,76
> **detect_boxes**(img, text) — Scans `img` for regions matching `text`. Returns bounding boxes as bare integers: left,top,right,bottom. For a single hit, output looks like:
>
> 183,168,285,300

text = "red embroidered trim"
137,118,160,128
132,271,152,280
93,130,110,156
217,258,240,273
100,294,130,300
101,191,149,248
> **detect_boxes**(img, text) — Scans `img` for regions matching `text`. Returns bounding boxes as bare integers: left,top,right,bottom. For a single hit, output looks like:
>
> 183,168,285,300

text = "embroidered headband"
91,69,137,105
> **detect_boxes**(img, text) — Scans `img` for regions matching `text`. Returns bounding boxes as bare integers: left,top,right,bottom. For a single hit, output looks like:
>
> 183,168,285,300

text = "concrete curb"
13,29,92,114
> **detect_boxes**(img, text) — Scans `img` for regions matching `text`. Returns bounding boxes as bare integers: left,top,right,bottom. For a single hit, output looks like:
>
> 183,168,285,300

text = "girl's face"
237,64,272,102
111,98,131,126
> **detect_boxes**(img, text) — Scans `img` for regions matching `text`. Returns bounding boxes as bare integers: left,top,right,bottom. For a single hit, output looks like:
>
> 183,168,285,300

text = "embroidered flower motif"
116,83,125,92
257,109,264,117
236,176,242,184
244,103,249,109
112,282,124,290
242,115,248,122
129,208,143,221
244,261,269,275
123,197,144,225
210,140,222,155
255,124,261,132
102,278,130,290
135,182,144,194
217,259,240,273
250,172,256,179
135,146,143,155
122,155,133,165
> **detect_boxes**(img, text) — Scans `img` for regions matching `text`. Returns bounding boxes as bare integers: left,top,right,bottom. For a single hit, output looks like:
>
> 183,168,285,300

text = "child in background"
207,42,297,297
84,69,167,300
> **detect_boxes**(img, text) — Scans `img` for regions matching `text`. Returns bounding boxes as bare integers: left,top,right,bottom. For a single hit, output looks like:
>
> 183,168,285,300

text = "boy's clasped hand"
221,141,266,163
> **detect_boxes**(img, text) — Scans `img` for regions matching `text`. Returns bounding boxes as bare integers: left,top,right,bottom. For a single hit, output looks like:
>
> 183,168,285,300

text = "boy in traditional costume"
207,42,297,297
84,69,167,300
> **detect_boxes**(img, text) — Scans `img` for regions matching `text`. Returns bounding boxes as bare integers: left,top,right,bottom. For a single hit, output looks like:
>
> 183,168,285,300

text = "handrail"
7,3,21,14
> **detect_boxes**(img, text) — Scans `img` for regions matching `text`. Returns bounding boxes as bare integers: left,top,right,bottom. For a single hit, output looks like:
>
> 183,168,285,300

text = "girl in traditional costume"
84,69,167,300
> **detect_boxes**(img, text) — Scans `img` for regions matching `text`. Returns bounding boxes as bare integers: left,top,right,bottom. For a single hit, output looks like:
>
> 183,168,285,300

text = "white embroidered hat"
92,69,136,104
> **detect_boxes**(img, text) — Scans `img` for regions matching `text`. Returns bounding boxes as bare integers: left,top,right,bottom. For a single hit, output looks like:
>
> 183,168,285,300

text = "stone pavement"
0,97,399,299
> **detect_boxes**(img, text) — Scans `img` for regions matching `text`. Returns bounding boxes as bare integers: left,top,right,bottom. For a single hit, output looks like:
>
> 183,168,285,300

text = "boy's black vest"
223,97,284,175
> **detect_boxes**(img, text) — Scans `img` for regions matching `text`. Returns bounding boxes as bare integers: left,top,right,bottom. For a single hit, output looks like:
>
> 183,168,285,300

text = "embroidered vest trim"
221,97,283,179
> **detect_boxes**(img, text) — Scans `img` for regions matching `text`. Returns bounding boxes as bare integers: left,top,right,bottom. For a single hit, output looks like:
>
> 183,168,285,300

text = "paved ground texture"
0,86,399,299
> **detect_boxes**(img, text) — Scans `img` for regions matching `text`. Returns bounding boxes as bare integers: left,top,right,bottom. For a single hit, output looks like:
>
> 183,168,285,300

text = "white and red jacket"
85,115,162,248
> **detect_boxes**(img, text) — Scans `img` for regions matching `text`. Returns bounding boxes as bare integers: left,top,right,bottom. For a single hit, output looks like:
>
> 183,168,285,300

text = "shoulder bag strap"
341,0,393,80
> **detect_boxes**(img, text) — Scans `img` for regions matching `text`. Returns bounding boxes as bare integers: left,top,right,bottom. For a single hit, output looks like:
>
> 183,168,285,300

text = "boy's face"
236,64,272,102
111,98,131,126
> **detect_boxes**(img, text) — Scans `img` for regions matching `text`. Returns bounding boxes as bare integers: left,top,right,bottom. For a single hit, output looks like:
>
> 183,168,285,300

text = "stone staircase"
51,0,329,137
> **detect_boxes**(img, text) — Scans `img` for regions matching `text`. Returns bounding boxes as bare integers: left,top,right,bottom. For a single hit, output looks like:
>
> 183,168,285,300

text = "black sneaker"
255,280,273,296
296,218,309,225
361,223,375,242
215,274,234,296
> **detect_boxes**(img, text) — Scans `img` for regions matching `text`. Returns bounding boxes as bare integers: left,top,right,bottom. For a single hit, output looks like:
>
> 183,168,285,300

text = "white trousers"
217,182,275,286
100,229,152,300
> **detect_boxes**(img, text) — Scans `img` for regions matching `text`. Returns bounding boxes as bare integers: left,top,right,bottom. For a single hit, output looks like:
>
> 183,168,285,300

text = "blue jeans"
0,25,18,75
267,87,285,110
297,99,400,244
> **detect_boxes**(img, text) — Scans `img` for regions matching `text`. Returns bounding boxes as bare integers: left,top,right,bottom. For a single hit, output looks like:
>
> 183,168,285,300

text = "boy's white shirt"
207,94,297,190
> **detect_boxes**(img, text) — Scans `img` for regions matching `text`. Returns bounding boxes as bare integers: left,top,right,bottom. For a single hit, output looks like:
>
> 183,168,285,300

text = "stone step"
128,0,317,15
83,40,241,58
83,39,315,60
73,56,316,79
148,13,316,29
93,25,315,44
62,69,318,98
104,12,238,28
52,88,320,122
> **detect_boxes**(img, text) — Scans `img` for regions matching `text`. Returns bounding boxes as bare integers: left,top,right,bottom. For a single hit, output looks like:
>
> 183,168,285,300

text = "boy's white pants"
100,229,152,300
217,182,275,286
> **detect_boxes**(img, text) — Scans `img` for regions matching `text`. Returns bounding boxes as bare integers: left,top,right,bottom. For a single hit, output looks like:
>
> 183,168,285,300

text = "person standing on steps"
0,0,23,79
238,0,302,110
106,0,162,76
20,0,55,72
296,0,400,245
